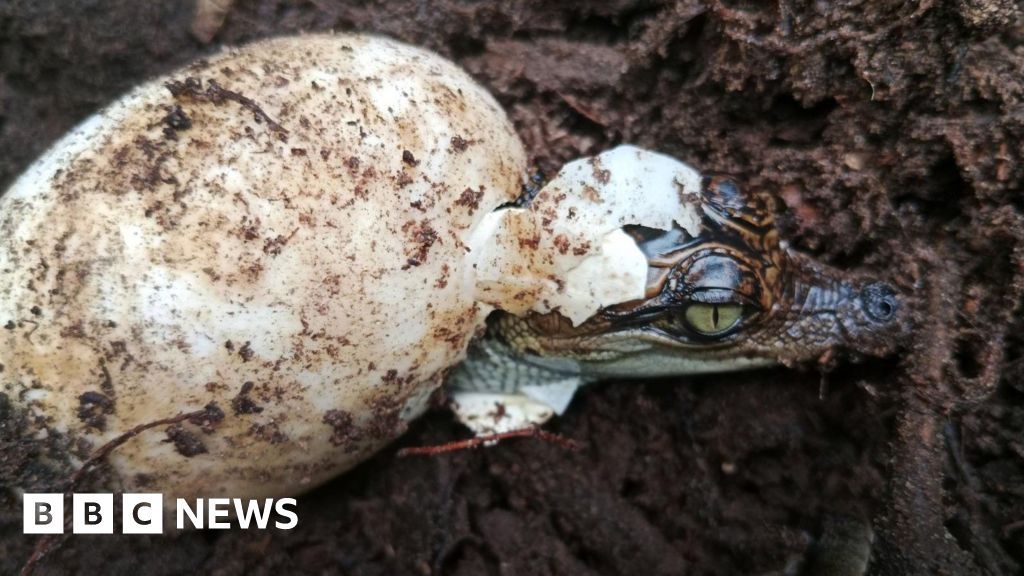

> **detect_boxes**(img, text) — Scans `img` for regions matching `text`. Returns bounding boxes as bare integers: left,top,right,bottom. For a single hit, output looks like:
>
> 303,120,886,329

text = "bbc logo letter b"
24,494,64,534
73,493,114,534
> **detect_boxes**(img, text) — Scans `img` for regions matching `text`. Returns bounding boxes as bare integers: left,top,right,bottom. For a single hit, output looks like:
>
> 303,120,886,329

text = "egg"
0,33,527,499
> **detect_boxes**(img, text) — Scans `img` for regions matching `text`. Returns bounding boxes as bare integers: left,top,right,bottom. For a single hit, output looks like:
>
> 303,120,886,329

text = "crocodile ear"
700,175,776,228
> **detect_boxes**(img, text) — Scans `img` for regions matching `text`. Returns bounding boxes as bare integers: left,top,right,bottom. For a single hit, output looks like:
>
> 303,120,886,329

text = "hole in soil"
955,334,985,380
677,12,710,59
564,13,638,44
620,478,644,499
766,94,838,145
944,511,974,553
893,151,968,224
448,35,486,59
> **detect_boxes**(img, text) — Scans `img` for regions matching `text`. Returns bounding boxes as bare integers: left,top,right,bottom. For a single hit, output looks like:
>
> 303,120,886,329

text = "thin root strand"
398,427,583,457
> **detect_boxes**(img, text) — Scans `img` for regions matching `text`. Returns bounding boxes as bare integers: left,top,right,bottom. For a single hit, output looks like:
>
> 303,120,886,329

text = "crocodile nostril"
861,282,899,322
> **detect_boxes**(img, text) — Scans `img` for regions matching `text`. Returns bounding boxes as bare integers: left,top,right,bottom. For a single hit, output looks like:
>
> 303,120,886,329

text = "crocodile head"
490,174,908,379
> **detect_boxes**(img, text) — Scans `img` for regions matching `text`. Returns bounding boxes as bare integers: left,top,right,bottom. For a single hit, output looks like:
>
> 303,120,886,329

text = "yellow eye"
683,303,744,336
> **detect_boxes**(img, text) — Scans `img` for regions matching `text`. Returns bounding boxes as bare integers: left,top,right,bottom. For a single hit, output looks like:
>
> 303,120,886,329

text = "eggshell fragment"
469,145,703,324
0,34,526,499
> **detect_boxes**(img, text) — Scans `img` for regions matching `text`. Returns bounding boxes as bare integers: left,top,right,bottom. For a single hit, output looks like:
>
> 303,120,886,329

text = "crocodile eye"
683,303,744,336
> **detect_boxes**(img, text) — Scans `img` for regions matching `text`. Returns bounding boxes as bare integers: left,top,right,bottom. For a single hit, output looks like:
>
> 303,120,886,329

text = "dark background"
1,1,1023,574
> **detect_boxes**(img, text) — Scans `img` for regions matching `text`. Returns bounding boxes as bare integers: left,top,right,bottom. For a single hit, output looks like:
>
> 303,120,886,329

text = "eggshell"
470,145,703,324
0,33,526,499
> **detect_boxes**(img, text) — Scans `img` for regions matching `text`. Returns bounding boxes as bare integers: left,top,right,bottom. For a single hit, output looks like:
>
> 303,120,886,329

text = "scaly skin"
471,175,907,385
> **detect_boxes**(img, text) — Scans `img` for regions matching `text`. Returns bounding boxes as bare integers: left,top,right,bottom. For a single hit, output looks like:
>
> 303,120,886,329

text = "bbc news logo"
23,494,298,534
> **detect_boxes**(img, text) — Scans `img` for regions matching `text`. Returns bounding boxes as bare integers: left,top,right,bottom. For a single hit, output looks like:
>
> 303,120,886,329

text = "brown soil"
2,1,1024,575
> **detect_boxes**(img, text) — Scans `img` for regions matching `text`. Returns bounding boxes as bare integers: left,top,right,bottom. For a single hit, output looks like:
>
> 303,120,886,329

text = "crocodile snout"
860,281,900,323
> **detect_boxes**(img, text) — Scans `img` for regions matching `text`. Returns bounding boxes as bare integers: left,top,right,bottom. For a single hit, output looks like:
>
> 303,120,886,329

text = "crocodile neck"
448,336,589,394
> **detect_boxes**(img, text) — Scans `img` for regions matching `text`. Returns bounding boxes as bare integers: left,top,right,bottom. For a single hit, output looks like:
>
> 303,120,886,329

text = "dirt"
1,1,1023,575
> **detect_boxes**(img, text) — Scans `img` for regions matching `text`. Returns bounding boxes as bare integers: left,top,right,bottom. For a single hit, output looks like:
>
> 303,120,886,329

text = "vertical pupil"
711,304,719,328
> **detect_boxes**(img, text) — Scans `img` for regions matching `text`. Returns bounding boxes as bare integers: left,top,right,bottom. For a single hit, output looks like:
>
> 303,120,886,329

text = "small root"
398,427,582,457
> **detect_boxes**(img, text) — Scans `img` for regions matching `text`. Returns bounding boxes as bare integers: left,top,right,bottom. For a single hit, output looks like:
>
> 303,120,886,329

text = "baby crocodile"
450,166,906,434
